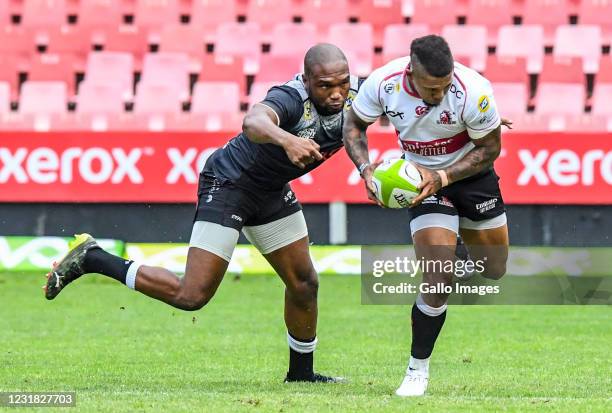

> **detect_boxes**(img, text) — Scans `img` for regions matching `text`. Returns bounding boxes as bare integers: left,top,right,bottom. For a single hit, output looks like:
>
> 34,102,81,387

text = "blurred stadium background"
0,0,611,249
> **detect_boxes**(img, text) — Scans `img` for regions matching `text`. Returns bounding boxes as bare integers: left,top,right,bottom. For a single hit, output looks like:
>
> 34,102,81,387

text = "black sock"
287,333,315,379
83,248,132,285
411,303,447,359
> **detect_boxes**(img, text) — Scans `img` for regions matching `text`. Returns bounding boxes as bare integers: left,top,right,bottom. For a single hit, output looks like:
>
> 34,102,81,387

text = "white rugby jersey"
352,57,501,169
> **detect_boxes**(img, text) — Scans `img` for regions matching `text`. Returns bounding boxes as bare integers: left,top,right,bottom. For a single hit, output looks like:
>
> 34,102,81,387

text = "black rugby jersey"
205,74,360,191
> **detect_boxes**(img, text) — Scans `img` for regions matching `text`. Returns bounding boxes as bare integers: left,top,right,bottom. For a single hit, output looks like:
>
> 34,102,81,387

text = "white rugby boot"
395,357,429,397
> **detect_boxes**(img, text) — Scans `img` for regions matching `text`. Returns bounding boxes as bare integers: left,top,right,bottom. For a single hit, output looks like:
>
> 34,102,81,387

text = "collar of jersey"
403,70,422,98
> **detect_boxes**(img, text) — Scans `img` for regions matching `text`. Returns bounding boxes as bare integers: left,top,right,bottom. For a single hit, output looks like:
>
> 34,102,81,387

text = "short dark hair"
410,35,454,77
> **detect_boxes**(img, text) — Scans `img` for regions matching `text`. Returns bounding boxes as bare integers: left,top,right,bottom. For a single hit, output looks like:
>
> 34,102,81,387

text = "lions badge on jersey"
478,95,490,112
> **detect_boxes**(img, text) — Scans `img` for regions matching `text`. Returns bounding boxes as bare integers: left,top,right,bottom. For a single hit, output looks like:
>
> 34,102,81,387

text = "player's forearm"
442,129,501,184
342,111,371,168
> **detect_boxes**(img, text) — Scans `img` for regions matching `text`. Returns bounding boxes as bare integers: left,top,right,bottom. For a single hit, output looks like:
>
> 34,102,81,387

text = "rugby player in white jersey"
343,35,509,396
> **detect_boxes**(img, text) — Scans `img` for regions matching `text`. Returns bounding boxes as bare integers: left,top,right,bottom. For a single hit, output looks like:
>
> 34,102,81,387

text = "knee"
287,271,319,305
175,289,214,311
481,263,507,280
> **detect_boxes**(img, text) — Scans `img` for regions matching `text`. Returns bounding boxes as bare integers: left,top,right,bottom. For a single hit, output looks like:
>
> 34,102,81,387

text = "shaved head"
304,43,348,77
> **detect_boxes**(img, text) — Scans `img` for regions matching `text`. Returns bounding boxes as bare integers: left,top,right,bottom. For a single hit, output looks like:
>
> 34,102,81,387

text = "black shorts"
194,171,302,231
408,168,506,222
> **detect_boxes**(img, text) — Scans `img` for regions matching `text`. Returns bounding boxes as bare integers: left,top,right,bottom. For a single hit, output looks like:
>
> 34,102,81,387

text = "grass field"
1,272,610,412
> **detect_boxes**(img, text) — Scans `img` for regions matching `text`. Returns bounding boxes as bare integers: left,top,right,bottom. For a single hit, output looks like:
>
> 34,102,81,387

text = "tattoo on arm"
443,126,502,184
342,109,372,167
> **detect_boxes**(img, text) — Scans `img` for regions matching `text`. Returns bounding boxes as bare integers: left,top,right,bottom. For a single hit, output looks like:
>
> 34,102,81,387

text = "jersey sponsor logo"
385,106,405,119
437,110,457,125
383,82,400,94
231,214,243,222
297,127,316,140
478,95,490,112
449,84,464,99
415,106,430,117
398,131,470,156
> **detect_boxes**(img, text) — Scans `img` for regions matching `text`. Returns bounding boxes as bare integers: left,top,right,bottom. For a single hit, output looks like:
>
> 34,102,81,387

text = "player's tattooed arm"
243,103,322,168
443,125,502,184
342,108,383,206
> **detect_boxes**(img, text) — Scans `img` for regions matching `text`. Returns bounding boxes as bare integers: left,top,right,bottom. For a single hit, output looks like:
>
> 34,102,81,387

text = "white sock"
125,262,142,290
408,356,430,373
286,331,318,353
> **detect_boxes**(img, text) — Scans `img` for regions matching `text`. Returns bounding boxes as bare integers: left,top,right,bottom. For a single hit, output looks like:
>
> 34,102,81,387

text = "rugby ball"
371,159,422,208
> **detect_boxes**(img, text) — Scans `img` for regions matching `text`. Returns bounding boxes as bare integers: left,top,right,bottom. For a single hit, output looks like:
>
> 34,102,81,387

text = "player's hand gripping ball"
371,159,422,208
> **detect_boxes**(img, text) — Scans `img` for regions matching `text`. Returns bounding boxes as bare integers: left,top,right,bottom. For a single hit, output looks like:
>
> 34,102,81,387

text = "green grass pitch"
1,272,610,412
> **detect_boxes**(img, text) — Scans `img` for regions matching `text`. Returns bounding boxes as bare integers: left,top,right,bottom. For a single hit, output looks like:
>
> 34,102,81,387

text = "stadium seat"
0,82,10,114
191,0,237,43
596,56,612,84
0,27,37,63
441,25,488,72
134,0,181,34
466,0,513,46
199,54,247,97
22,0,68,28
483,55,528,84
134,82,183,114
77,81,125,114
159,25,206,71
45,27,93,61
19,81,68,114
355,0,404,46
140,52,191,101
100,27,149,68
0,56,20,100
28,54,78,97
270,23,318,58
592,83,612,116
539,55,584,84
257,55,302,82
328,23,374,77
382,24,429,62
215,22,262,75
411,0,460,33
497,25,544,74
522,0,571,46
491,82,528,116
85,52,135,100
553,25,602,74
535,82,585,130
247,0,293,37
249,81,280,108
78,0,124,29
301,0,350,33
0,1,9,26
191,81,243,130
578,0,612,46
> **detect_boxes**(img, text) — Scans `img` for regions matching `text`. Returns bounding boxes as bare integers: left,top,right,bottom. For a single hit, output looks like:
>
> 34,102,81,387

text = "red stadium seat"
191,0,237,43
0,1,9,26
466,0,513,46
215,22,262,75
539,55,584,84
355,0,404,46
382,24,429,62
483,55,528,84
45,27,93,60
497,25,544,74
596,56,612,84
592,83,612,116
141,52,190,100
192,81,241,114
270,23,318,58
22,0,68,28
442,25,487,72
0,56,20,100
411,0,460,33
579,0,612,46
19,81,68,114
0,82,10,114
28,54,78,97
328,23,374,76
523,0,571,46
134,82,183,114
257,55,302,82
247,0,293,37
301,0,350,33
134,0,181,34
159,25,206,71
78,0,123,29
199,55,247,97
491,82,528,116
0,27,37,64
85,52,135,99
77,81,125,114
553,25,602,74
100,27,149,68
535,82,585,130
249,81,280,108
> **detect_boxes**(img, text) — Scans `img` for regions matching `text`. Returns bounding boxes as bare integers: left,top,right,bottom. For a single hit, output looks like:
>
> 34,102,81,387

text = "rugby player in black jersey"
44,44,357,383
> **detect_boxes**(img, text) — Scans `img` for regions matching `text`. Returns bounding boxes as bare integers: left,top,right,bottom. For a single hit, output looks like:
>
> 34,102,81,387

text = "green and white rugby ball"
371,159,422,208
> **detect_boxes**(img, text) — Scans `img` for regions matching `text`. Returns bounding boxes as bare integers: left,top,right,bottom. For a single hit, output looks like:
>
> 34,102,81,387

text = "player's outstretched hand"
361,162,384,207
410,164,442,207
283,136,323,169
501,117,513,129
